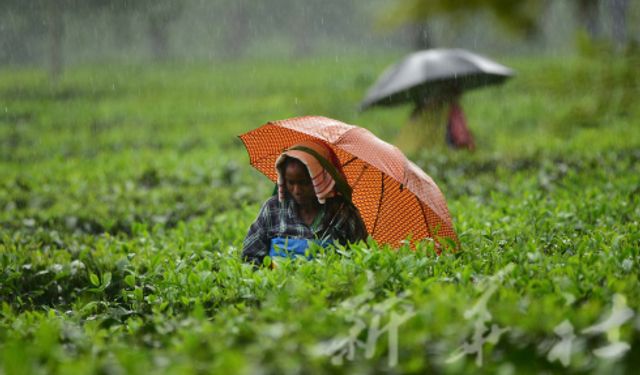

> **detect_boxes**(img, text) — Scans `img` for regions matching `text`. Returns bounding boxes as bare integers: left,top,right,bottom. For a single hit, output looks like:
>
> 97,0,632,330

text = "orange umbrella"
239,116,458,250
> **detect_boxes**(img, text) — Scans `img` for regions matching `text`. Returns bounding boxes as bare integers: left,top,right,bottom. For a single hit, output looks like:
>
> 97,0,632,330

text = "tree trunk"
222,2,250,59
112,13,133,48
608,0,629,49
291,4,313,58
412,22,433,50
47,1,64,81
292,24,312,58
576,0,601,39
147,2,184,61
148,15,169,61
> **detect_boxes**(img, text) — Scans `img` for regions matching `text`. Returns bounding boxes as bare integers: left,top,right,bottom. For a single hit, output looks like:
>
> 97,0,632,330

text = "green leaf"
89,273,100,287
124,274,136,288
102,272,112,288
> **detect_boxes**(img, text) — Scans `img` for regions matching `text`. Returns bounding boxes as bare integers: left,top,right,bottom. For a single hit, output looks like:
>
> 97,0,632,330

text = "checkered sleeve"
241,198,274,266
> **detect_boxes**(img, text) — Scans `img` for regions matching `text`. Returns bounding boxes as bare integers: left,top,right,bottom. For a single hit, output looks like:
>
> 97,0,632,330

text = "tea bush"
1,54,639,374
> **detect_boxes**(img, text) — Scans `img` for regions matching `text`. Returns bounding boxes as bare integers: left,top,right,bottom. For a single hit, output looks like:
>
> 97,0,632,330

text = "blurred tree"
576,0,600,39
146,0,184,60
411,22,434,50
609,0,630,48
575,0,630,48
0,1,47,65
285,0,318,57
281,0,360,57
219,0,253,59
90,0,185,61
213,0,364,59
0,0,184,77
0,0,398,66
46,0,65,79
0,0,83,79
0,0,120,78
385,0,545,42
388,0,632,51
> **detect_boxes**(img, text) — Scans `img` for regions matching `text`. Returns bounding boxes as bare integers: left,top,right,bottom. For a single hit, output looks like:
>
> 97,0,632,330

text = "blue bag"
269,237,332,260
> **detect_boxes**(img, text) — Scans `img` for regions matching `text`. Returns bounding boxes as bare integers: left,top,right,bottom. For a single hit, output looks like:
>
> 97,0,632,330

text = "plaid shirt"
242,195,367,265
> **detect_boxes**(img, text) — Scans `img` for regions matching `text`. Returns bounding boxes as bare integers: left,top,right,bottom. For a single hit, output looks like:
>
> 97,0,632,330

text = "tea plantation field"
1,53,639,374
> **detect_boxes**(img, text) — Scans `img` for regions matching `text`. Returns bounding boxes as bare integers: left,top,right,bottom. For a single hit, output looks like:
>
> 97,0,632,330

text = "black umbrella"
360,48,514,110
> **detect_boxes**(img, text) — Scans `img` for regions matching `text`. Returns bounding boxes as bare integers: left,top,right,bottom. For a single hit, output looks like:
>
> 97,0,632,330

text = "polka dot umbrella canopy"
239,116,458,250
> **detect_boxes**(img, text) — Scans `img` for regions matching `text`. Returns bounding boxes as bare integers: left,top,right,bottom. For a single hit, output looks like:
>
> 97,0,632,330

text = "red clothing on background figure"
446,101,475,151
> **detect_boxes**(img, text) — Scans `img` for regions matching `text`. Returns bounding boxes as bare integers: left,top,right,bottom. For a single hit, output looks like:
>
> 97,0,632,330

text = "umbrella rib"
371,172,385,237
417,195,432,239
342,156,357,167
351,165,368,190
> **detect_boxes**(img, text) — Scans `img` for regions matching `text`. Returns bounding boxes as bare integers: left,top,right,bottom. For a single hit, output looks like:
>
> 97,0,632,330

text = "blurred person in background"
398,89,475,152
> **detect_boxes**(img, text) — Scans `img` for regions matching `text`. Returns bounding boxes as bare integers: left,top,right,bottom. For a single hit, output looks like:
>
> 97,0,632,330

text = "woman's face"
285,160,316,206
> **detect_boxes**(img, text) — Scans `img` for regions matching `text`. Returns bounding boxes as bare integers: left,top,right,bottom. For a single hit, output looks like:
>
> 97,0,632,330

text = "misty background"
2,0,639,75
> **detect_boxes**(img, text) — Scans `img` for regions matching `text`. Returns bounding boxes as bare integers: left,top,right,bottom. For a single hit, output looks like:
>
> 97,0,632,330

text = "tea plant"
1,54,639,374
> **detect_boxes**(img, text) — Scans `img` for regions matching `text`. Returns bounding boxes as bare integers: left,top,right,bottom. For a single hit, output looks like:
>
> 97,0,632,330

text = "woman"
242,140,367,266
397,90,475,153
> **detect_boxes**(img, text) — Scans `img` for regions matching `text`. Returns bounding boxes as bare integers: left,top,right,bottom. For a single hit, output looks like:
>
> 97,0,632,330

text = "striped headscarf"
275,140,347,204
